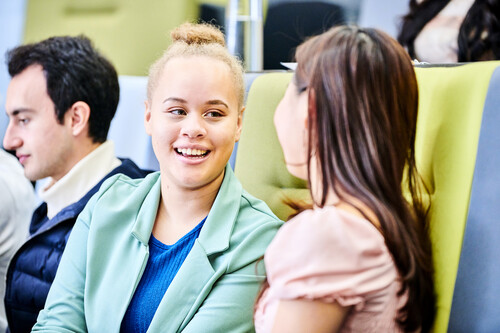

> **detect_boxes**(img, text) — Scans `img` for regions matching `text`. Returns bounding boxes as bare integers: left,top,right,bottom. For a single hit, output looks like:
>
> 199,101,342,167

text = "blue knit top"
120,217,206,332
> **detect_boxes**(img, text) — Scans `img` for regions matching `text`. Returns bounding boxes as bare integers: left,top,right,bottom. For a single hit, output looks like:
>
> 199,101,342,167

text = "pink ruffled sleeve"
264,207,398,310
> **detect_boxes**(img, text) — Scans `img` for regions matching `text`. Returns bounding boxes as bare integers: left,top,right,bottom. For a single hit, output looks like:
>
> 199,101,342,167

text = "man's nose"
3,122,22,151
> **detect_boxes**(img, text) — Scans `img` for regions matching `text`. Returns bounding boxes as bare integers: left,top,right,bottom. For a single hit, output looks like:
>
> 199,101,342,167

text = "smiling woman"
32,23,282,333
145,55,241,200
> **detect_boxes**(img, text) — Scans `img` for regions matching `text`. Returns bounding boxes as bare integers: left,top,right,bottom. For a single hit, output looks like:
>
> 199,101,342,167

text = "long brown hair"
294,26,435,332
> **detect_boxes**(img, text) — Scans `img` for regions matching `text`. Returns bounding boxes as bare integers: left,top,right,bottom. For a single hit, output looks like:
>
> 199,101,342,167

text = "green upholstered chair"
235,72,310,221
234,61,500,332
23,0,199,75
444,62,500,332
413,62,500,332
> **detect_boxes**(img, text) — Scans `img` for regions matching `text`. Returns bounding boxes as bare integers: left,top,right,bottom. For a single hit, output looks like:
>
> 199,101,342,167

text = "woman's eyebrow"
162,97,187,104
206,99,229,109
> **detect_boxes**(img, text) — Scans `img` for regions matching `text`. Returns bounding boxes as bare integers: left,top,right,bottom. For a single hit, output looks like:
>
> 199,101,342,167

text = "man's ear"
144,100,152,136
235,106,245,142
67,101,91,137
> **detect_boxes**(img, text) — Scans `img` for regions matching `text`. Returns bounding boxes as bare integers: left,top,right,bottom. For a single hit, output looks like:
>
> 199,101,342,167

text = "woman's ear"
235,106,245,142
67,101,91,137
144,100,152,136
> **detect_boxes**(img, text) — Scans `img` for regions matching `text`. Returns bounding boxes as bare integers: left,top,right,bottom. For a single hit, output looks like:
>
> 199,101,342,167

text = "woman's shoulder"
220,188,283,252
264,206,397,298
272,206,386,254
98,171,161,199
217,166,282,228
79,172,161,226
239,189,283,226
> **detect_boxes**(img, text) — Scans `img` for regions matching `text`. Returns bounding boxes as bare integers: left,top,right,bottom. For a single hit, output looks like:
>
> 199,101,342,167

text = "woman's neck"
152,171,224,245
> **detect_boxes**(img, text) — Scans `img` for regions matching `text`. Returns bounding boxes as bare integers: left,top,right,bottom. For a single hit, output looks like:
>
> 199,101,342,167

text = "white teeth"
177,148,207,156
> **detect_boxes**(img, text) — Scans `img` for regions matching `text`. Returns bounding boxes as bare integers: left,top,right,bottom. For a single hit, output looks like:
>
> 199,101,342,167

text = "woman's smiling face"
145,56,242,192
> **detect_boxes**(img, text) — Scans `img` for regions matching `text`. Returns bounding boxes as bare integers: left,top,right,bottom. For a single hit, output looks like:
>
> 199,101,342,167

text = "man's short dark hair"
7,35,119,143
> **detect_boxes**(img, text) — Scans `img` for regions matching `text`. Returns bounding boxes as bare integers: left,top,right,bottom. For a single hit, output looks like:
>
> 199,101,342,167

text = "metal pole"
226,0,239,57
248,0,263,71
225,0,263,71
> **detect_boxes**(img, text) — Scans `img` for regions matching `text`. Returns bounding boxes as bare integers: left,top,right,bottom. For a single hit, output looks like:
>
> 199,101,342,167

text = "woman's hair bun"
171,22,226,47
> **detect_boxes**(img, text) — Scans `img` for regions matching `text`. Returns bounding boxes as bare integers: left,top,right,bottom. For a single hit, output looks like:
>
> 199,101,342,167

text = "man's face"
3,64,74,181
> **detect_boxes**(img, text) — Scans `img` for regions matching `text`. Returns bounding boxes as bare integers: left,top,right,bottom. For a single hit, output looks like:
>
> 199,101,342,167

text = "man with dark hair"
2,35,149,333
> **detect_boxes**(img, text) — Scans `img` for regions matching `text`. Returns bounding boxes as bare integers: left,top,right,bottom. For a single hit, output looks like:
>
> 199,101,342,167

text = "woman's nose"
180,114,207,139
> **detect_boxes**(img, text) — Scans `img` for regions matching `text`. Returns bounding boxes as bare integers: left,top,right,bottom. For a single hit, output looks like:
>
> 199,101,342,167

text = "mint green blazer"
33,165,282,332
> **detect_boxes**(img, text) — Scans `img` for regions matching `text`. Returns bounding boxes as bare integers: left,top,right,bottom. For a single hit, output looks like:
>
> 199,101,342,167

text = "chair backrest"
413,62,500,332
447,64,500,332
235,61,500,332
235,73,310,220
108,76,158,171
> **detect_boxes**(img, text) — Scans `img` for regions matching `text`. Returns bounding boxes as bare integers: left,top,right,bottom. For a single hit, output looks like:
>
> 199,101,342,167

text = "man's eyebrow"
205,99,229,109
7,108,33,117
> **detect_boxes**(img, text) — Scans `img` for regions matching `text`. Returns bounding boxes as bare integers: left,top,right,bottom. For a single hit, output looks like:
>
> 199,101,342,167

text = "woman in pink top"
254,25,436,332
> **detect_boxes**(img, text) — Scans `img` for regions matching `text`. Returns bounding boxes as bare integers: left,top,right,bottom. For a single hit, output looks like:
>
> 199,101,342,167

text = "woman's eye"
205,111,223,118
170,109,186,116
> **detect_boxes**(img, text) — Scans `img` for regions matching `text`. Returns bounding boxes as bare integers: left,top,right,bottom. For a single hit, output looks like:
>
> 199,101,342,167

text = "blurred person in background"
0,149,35,333
398,0,500,63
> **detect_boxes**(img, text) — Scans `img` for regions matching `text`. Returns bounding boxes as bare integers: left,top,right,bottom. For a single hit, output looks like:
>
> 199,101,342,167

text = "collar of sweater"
39,140,121,219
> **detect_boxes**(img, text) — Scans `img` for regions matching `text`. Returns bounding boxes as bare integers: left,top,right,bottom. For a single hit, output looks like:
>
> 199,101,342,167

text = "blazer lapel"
87,173,162,331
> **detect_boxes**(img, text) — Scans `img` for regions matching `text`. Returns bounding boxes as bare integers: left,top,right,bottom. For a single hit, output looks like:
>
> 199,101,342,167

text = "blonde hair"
147,22,245,110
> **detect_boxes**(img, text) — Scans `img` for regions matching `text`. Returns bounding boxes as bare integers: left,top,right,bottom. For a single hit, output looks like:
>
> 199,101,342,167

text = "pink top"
254,207,405,332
